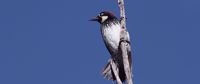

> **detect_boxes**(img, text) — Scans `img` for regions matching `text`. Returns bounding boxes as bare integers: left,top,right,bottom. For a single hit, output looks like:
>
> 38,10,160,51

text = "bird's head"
90,11,117,24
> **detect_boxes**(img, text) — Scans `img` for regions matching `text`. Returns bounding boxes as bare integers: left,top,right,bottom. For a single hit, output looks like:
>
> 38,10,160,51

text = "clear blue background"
0,0,199,84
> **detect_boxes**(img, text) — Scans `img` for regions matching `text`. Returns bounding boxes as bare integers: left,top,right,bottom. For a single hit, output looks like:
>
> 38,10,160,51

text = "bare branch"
118,0,133,84
118,0,126,30
120,42,133,84
110,60,122,84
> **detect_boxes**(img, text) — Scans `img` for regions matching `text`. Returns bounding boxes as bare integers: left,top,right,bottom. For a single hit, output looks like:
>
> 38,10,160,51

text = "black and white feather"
90,11,132,82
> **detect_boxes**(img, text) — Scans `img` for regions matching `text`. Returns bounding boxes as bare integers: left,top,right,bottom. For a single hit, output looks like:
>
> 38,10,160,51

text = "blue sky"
0,0,200,84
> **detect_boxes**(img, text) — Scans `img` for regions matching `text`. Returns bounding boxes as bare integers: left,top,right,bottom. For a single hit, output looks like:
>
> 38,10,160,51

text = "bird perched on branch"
90,11,132,82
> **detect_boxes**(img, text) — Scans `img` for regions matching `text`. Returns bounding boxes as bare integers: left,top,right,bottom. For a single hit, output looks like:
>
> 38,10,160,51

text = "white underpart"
102,23,121,50
101,16,108,23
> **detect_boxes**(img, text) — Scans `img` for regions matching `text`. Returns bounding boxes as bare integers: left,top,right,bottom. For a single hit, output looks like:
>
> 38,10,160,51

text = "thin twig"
110,59,122,84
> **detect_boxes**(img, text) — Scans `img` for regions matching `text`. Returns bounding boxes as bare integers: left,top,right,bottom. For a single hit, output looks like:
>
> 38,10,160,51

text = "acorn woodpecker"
90,11,132,82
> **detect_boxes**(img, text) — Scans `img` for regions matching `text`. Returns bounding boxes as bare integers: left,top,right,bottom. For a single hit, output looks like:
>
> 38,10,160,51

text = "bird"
90,11,132,83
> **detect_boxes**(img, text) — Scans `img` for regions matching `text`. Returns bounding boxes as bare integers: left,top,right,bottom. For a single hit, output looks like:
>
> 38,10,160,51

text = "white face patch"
101,16,108,23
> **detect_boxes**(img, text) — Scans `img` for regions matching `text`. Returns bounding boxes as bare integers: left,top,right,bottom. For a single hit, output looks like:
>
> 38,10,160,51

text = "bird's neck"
101,19,119,27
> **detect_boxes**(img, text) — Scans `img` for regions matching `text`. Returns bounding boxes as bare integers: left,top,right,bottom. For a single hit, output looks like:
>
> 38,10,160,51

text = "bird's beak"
89,16,99,21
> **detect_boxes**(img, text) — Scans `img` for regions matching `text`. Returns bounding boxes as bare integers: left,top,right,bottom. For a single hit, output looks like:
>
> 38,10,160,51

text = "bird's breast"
101,23,121,51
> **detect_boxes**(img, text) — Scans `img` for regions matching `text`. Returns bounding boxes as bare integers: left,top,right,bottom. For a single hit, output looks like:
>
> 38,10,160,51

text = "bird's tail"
102,60,116,80
102,59,127,82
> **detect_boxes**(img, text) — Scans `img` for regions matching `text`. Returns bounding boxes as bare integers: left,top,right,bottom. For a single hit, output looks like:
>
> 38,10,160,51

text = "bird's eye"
100,13,104,16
